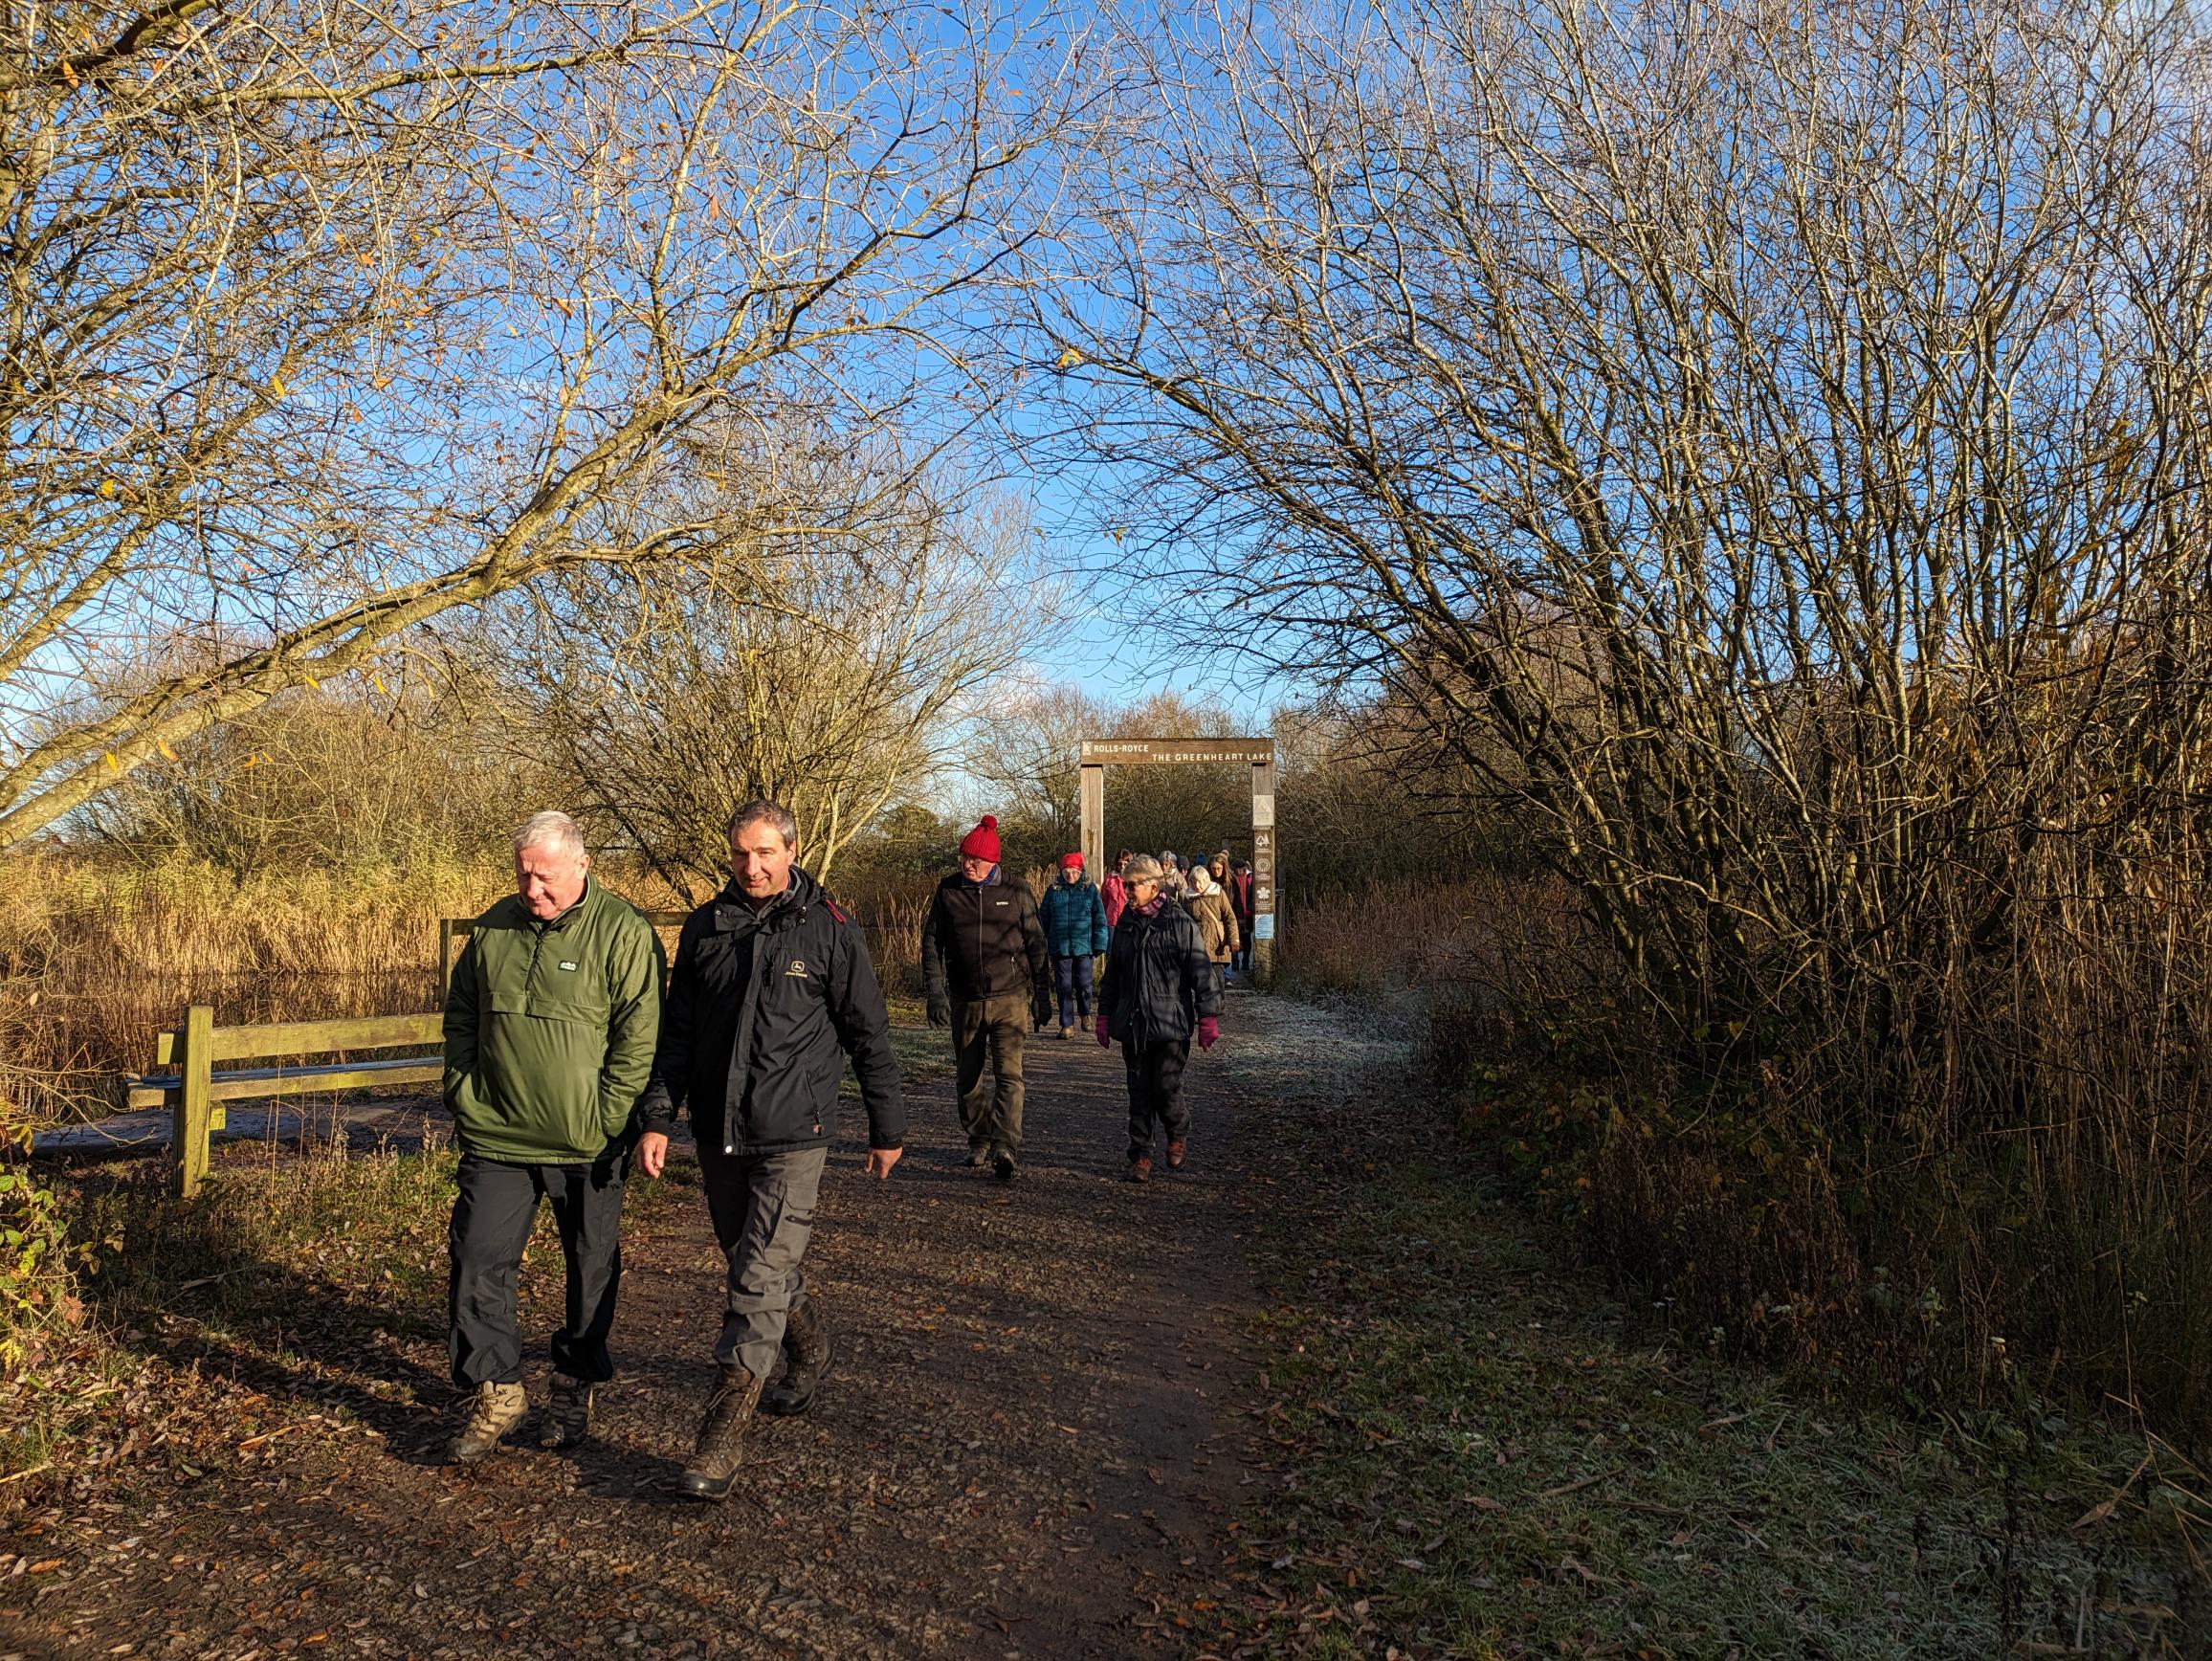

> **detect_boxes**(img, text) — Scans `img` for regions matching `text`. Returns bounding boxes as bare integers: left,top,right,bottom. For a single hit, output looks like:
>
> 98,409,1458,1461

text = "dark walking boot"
762,1298,832,1418
677,1364,762,1501
538,1373,594,1450
993,1147,1017,1182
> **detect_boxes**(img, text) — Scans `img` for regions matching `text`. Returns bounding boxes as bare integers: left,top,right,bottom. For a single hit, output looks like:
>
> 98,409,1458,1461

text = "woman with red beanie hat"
919,816,1051,1179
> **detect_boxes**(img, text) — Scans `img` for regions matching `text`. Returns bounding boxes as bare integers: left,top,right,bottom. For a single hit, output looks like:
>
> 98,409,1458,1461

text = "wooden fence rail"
145,911,698,1199
131,1009,444,1198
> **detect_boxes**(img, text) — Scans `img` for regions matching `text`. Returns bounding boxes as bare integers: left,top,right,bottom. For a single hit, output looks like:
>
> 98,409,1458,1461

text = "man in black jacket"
919,814,1051,1180
634,799,905,1500
1096,854,1221,1182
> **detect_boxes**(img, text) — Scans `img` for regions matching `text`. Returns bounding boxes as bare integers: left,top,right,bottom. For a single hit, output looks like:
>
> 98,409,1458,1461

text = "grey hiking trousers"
697,1143,827,1379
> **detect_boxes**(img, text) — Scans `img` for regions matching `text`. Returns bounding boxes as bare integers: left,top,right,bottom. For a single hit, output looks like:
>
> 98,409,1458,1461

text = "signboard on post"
1079,739,1276,765
1077,737,1280,986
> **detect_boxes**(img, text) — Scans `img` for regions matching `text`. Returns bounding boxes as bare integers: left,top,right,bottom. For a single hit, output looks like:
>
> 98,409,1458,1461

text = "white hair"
513,810,587,863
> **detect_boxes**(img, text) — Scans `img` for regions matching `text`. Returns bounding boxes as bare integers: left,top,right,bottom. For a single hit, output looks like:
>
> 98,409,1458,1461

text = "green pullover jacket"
442,877,663,1163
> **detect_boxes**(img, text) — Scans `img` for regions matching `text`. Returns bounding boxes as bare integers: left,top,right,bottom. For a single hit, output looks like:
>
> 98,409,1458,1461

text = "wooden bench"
129,1008,444,1198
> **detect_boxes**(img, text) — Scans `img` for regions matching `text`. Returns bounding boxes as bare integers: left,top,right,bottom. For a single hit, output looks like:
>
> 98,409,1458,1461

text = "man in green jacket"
441,810,662,1463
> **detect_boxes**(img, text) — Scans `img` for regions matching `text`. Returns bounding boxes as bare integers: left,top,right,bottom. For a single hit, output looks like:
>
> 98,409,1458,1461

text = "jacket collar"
530,875,596,932
712,867,821,931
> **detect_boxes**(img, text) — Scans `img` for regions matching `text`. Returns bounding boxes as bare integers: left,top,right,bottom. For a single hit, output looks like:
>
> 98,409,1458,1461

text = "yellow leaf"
269,374,287,397
372,673,387,695
99,478,119,498
103,751,118,770
157,740,177,762
1056,346,1083,369
303,674,321,691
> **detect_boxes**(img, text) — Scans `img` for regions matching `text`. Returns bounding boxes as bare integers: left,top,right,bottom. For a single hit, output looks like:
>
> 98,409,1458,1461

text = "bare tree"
1042,0,2212,1411
0,0,1094,848
477,447,1042,899
1048,0,2212,1044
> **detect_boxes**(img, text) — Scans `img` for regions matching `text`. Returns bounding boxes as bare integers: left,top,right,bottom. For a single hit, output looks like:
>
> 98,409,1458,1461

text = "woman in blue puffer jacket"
1037,853,1112,1037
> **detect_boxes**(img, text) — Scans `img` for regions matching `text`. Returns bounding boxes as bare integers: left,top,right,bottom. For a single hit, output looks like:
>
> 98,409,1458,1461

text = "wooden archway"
1076,738,1277,984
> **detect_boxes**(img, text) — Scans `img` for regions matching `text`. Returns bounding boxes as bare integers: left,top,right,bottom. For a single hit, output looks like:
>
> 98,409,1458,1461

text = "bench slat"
126,1054,443,1110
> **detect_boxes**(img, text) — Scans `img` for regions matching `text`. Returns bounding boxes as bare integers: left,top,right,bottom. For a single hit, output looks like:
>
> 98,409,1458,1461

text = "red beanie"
960,815,1002,863
1060,852,1084,870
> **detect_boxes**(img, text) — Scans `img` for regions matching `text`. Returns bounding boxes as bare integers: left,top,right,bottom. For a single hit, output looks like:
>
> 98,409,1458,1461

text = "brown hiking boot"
1058,1025,1074,1040
964,1145,991,1168
1166,1139,1187,1170
1127,1155,1153,1184
762,1298,832,1418
678,1363,762,1501
448,1381,526,1465
1078,1015,1091,1032
538,1373,594,1450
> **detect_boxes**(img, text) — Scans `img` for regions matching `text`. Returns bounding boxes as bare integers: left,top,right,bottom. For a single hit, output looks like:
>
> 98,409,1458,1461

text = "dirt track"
4,995,1384,1660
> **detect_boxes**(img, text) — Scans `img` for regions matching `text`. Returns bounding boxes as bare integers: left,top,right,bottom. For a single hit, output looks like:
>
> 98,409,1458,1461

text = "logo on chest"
785,958,809,978
558,961,579,972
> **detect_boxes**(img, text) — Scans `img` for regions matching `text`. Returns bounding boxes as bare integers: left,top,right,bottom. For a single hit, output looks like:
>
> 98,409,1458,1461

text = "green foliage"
0,1166,104,1376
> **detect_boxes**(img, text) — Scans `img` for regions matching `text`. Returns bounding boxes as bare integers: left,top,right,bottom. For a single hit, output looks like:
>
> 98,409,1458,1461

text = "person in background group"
1206,853,1236,978
1228,857,1256,974
921,814,1051,1180
441,810,663,1464
1156,850,1187,901
1097,855,1221,1183
1184,860,1241,991
1037,853,1111,1039
633,800,904,1501
1100,849,1134,932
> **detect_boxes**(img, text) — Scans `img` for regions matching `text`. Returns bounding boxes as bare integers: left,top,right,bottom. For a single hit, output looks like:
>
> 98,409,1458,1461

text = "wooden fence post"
171,1004,215,1199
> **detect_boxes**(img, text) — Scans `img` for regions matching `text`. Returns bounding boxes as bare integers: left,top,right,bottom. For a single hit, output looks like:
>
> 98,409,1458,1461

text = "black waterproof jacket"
920,871,1050,1004
635,868,904,1155
1098,898,1220,1045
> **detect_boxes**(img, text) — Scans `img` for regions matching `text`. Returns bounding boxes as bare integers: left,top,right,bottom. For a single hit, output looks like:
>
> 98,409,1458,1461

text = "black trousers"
1122,1038,1191,1161
448,1150,626,1387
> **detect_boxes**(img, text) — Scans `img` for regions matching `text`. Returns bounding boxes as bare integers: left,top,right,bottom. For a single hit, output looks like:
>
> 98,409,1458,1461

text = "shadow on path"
4,994,1351,1661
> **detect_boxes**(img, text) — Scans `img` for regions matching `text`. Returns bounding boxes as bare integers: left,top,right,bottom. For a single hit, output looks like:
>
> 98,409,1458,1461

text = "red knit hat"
1060,851,1084,870
959,815,1002,862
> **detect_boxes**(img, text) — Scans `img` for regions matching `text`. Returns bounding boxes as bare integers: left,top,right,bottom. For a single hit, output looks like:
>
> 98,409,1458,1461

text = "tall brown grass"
1285,871,2212,1445
0,853,506,1122
1,851,940,1126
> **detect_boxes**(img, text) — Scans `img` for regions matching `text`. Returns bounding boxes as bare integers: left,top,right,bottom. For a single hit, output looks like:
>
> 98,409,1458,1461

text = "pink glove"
1096,1020,1114,1048
1196,1016,1219,1051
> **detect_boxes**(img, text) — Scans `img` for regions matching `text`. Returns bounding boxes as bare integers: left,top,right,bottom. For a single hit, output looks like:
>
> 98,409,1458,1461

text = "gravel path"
5,997,1400,1660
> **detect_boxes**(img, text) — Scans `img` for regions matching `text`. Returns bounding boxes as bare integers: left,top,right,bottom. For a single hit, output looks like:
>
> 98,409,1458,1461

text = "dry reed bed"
0,854,940,1124
1284,871,2212,1443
